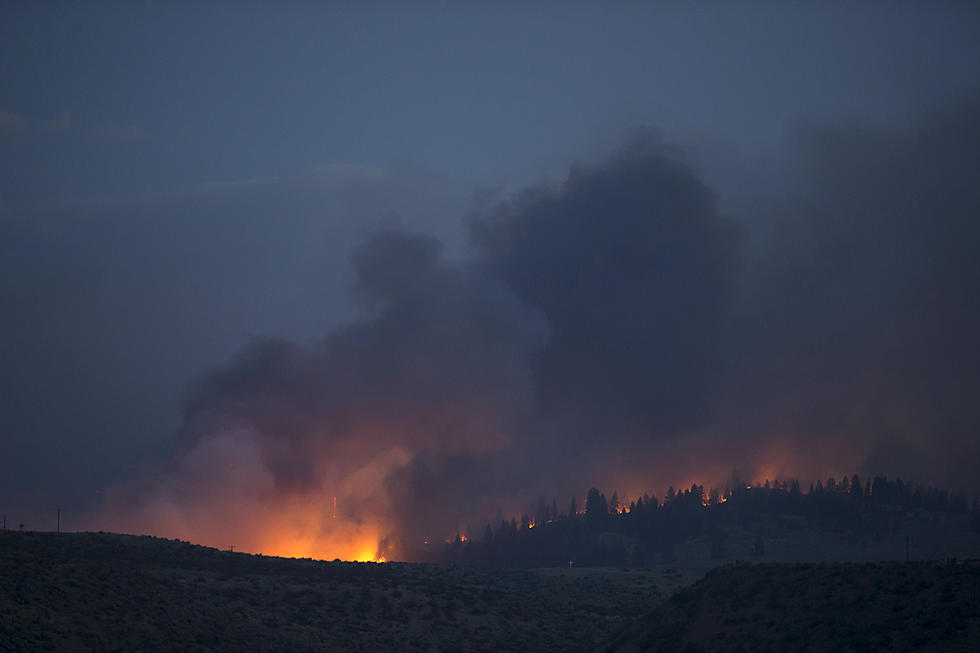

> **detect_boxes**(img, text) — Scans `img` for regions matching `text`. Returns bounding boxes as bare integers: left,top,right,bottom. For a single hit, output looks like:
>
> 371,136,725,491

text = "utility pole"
57,508,61,533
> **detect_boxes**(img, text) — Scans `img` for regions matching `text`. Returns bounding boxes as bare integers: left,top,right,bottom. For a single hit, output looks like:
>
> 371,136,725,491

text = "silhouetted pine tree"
585,488,608,527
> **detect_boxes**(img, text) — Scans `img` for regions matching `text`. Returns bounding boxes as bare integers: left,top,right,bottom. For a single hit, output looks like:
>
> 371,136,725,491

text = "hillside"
605,561,980,653
5,531,979,651
0,531,683,652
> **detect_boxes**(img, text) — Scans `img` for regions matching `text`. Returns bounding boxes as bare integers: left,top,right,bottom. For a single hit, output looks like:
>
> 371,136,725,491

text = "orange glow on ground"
241,516,385,562
354,546,378,563
95,433,411,563
98,424,870,564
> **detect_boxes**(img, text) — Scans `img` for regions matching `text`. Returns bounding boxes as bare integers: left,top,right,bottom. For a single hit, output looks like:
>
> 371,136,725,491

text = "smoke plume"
99,91,980,559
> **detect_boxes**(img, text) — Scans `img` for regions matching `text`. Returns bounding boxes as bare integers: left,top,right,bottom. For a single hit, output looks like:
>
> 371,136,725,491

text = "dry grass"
0,531,694,652
605,560,980,653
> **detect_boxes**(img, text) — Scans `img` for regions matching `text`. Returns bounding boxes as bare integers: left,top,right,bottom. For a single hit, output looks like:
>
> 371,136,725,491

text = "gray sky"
2,3,978,530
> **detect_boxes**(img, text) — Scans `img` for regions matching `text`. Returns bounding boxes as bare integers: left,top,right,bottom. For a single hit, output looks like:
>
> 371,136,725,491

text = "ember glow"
93,430,389,561
90,388,869,562
93,427,841,562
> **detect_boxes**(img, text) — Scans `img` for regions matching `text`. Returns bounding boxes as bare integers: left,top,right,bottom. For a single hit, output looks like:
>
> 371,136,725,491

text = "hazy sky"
4,4,978,200
2,3,978,533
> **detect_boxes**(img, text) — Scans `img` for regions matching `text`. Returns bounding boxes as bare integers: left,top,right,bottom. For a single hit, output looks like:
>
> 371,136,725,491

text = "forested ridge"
430,474,979,567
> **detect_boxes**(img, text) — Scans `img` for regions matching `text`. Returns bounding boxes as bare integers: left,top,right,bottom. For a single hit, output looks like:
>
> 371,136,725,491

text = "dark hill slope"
604,560,980,653
0,531,667,651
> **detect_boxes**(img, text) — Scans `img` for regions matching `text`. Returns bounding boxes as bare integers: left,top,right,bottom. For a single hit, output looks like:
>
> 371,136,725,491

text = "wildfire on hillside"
91,406,849,563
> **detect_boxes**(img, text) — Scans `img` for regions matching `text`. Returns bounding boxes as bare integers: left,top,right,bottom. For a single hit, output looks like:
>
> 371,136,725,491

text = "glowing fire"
245,514,385,562
97,417,845,564
94,431,409,563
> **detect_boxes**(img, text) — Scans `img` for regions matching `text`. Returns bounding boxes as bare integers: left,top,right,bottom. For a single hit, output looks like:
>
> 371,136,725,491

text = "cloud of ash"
720,89,980,491
99,230,551,559
98,90,980,558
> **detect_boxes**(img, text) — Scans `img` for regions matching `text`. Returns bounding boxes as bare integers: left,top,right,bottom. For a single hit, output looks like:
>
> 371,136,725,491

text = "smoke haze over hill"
97,92,980,559
1,4,978,558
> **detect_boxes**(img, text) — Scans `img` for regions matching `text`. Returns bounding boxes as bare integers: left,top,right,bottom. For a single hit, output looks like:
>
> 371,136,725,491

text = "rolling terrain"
0,531,682,651
606,561,980,653
3,530,979,651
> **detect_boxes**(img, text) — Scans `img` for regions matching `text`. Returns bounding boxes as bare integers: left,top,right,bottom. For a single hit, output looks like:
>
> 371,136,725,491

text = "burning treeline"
428,474,975,568
96,97,980,561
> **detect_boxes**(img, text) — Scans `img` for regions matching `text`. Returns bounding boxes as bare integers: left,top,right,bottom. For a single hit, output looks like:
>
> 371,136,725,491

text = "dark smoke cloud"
472,135,740,435
724,89,980,492
121,228,550,555
100,90,980,559
99,138,742,555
